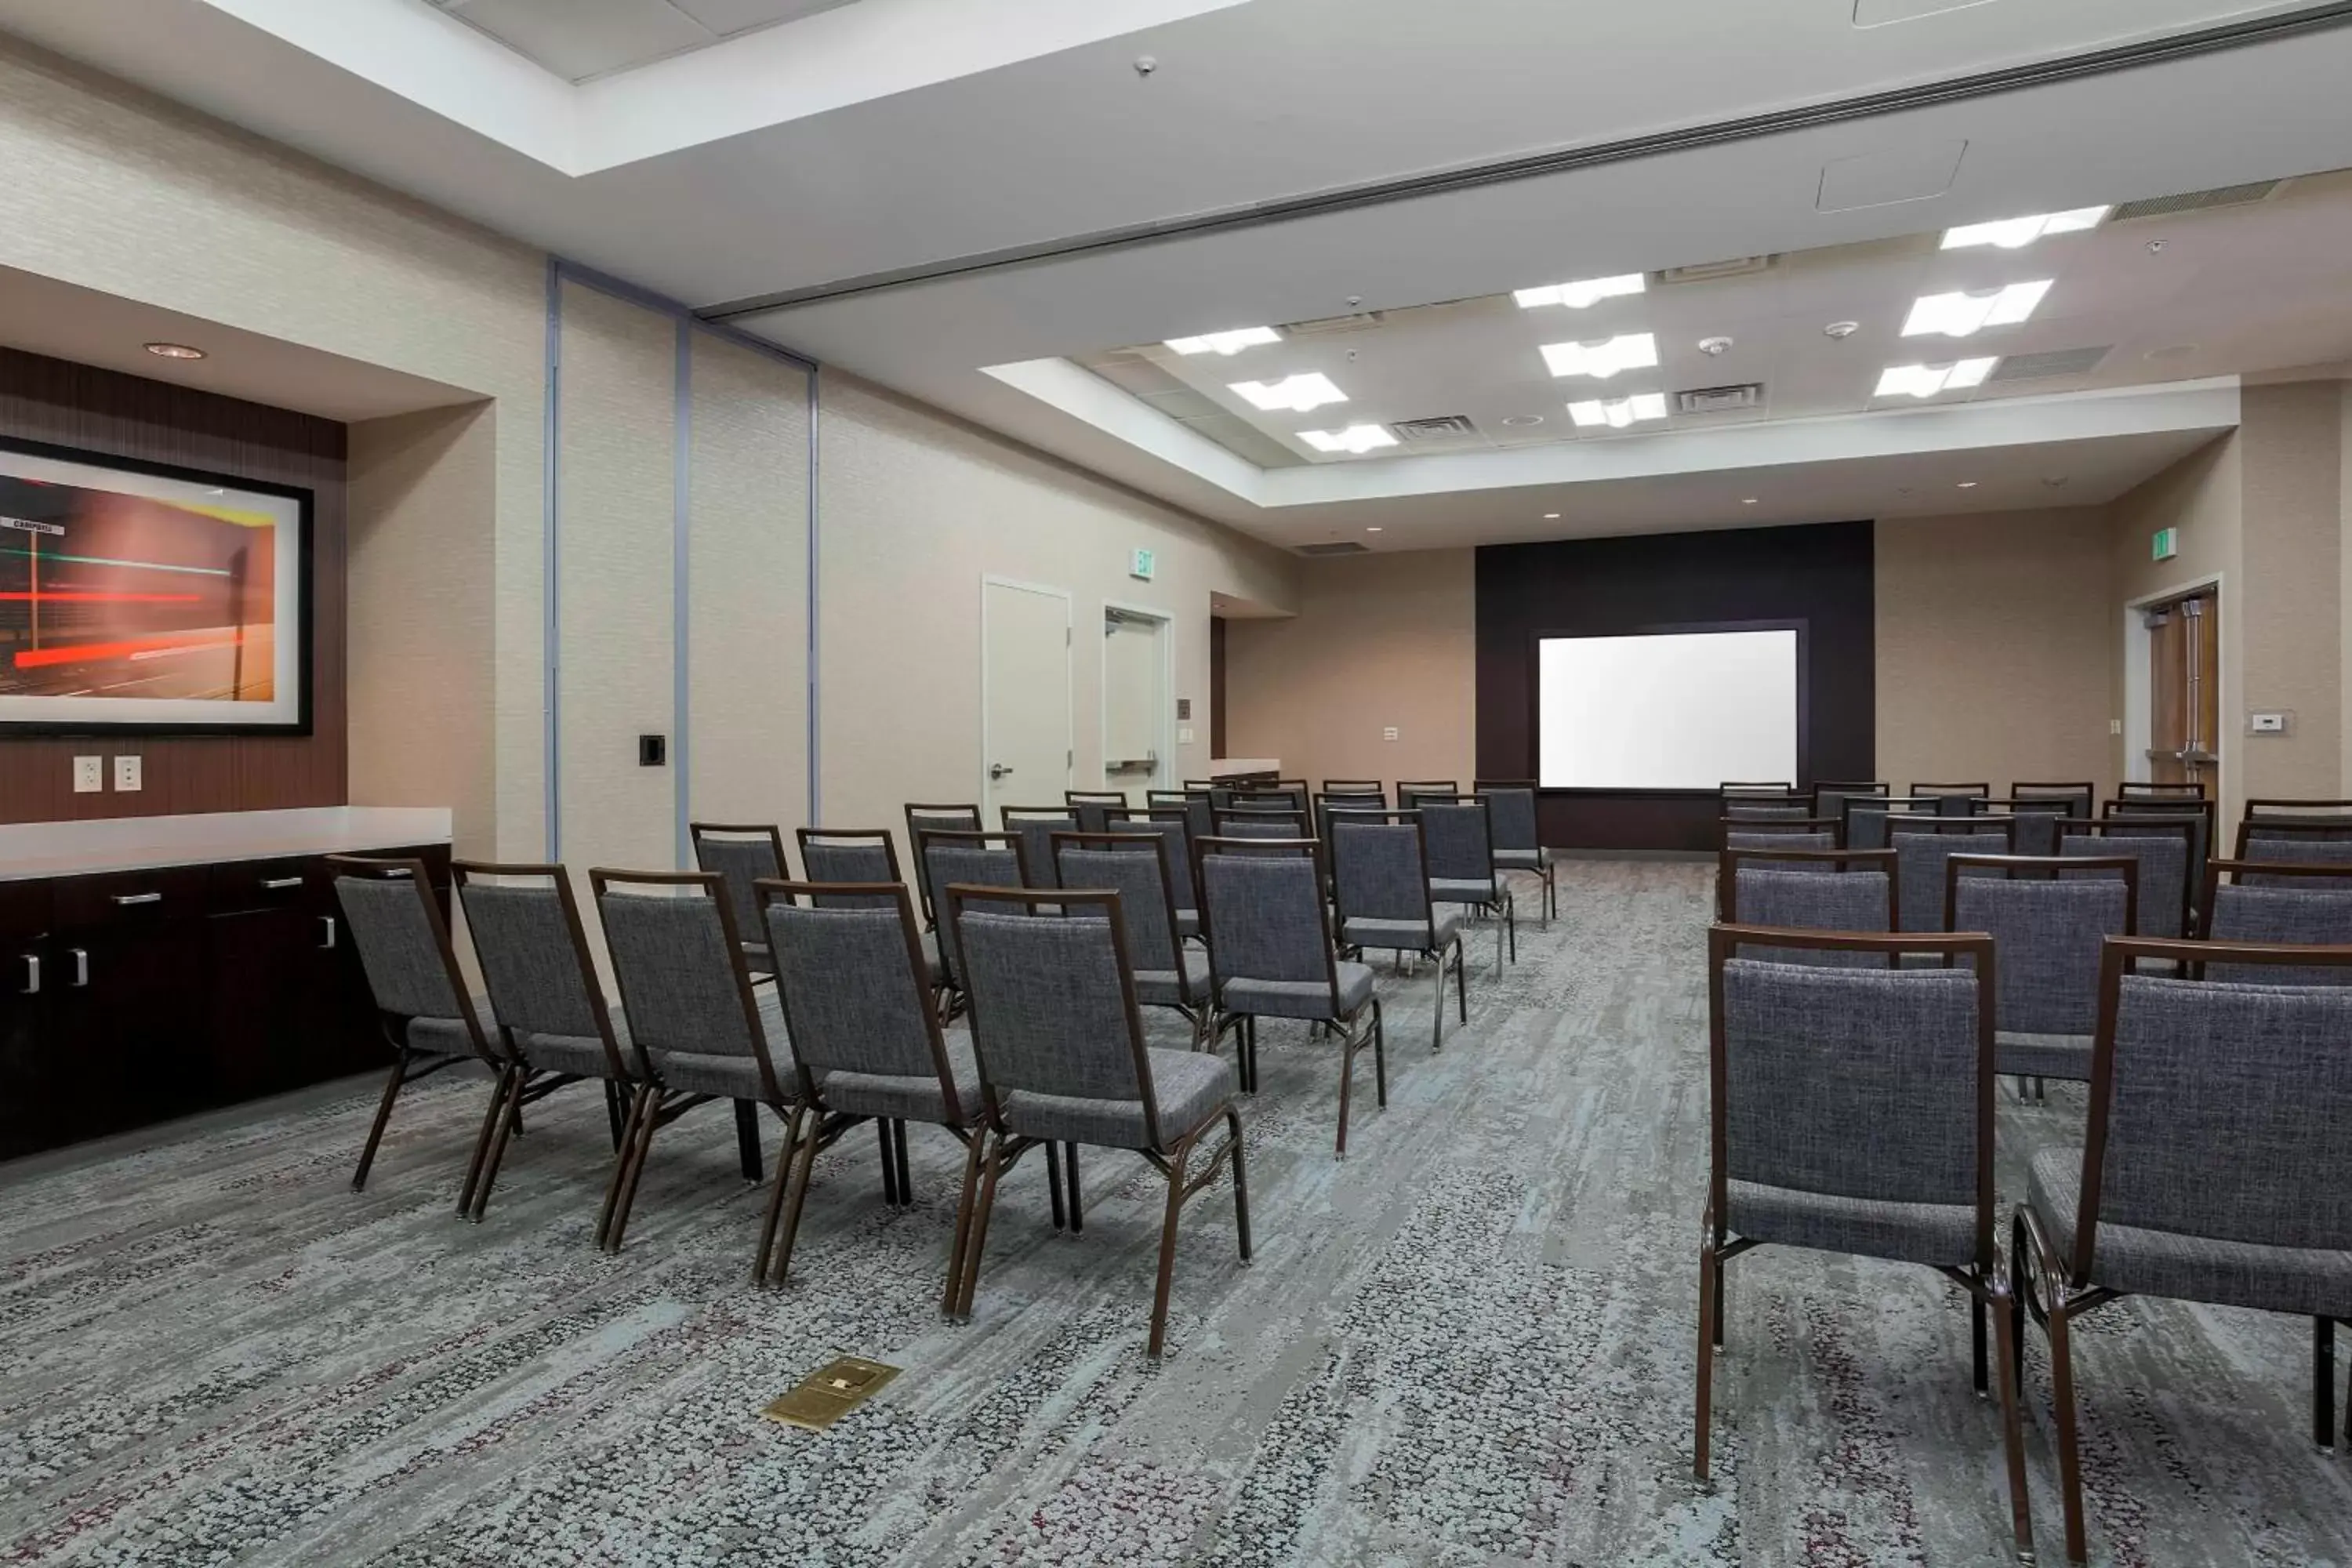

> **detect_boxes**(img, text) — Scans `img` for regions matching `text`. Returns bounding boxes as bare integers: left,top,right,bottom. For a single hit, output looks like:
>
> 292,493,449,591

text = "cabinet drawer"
0,878,53,943
208,857,318,914
53,866,208,931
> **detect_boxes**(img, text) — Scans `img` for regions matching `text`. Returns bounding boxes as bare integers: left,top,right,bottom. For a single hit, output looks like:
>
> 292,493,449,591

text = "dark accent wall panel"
0,348,346,822
1209,615,1227,759
1475,522,1875,851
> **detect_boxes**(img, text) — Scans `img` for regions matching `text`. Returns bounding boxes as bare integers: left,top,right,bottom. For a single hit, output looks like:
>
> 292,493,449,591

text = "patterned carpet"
3,861,2348,1566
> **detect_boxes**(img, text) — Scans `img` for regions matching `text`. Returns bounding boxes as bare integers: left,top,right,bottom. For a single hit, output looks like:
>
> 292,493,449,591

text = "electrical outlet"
112,755,142,793
1382,727,1399,742
1178,726,1195,744
72,756,103,793
2250,711,2291,735
2109,719,2122,735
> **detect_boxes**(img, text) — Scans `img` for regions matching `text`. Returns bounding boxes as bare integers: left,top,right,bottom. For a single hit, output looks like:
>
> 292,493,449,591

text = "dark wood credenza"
0,838,451,1163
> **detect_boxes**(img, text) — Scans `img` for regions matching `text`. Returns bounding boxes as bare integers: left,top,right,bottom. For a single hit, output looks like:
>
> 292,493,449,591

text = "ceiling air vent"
1279,311,1386,336
1391,414,1479,442
1654,255,1777,285
1675,383,1765,415
1297,541,1371,557
1987,346,2111,383
2111,180,2283,222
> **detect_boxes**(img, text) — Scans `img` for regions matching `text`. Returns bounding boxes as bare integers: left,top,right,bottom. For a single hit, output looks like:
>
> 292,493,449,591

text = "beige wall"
2237,381,2343,803
1222,550,1477,789
1874,508,2115,798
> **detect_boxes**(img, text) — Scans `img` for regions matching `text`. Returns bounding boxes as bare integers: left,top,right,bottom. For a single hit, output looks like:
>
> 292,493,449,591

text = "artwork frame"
0,434,313,737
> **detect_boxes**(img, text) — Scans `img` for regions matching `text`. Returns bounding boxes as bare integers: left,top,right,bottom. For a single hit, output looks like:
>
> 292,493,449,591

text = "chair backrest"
2201,861,2352,983
1708,927,1994,1262
1717,848,1896,964
2060,819,2191,938
1909,782,1988,818
1947,855,2136,1037
590,869,790,1102
2010,782,2095,818
1198,839,1338,992
1000,808,1077,889
1331,815,1436,927
1065,791,1131,834
1321,780,1387,804
1721,815,1840,848
1148,789,1215,848
2245,798,2352,819
1723,803,1815,822
1976,797,2073,856
1233,785,1306,813
329,856,488,1053
1418,798,1497,891
2106,797,2212,877
2234,818,2352,881
1131,811,1197,910
452,861,632,1077
688,822,789,941
1891,821,2016,931
1313,793,1386,846
759,880,963,1116
1842,795,1940,851
1726,829,1836,858
905,803,982,920
794,829,902,908
2067,938,2352,1283
1813,780,1889,822
2118,780,2206,799
1471,782,1539,854
1218,808,1309,840
948,886,1164,1144
918,831,1028,986
1052,832,1184,976
1396,781,1460,811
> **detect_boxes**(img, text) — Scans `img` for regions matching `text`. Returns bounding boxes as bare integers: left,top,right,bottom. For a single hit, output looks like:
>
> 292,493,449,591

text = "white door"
1102,607,1170,791
982,578,1073,818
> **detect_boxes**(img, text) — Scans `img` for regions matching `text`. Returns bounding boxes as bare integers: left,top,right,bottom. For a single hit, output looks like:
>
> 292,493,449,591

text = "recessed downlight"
1875,358,1998,399
1166,326,1279,356
1500,414,1545,428
143,342,205,360
1365,526,1384,532
1298,423,1397,455
1542,512,1562,520
1902,281,2051,339
1740,497,1759,505
1231,373,1346,413
1957,481,1980,489
1540,333,1658,380
1566,392,1668,429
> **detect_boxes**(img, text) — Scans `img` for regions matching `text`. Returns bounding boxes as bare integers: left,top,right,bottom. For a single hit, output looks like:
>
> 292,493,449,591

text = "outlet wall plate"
72,756,103,793
111,755,142,793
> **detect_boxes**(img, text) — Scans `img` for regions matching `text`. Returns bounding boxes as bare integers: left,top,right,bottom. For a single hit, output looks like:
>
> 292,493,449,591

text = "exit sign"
1130,547,1156,581
2151,526,2179,561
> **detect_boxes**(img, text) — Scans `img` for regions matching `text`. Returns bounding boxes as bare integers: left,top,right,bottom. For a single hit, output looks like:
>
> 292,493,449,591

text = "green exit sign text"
1130,547,1156,581
2151,526,2179,562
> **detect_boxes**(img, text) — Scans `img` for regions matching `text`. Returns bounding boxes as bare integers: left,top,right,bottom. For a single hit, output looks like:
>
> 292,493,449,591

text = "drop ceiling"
423,0,860,82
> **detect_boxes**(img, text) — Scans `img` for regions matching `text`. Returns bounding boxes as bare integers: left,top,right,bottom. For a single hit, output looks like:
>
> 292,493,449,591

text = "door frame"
1101,597,1174,792
2122,571,2224,795
978,575,1075,807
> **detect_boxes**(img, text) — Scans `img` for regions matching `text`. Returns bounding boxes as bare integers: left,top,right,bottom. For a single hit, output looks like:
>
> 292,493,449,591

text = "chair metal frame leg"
1044,1138,1066,1231
1066,1144,1083,1234
2318,1317,2338,1453
1695,1227,1719,1483
353,1044,415,1192
602,1086,668,1254
456,1062,514,1218
595,1083,655,1249
760,1104,824,1288
1227,1108,1252,1264
1147,1133,1197,1359
943,1127,984,1315
753,1103,806,1286
604,1080,628,1152
2017,1205,2117,1566
465,1065,531,1223
893,1119,913,1209
953,1131,1015,1321
1454,935,1468,1023
734,1099,763,1182
877,1117,902,1207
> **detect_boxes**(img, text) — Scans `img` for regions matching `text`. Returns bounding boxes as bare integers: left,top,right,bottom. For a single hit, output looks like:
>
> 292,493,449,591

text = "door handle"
18,953,35,995
69,948,88,988
318,916,337,950
989,764,1013,781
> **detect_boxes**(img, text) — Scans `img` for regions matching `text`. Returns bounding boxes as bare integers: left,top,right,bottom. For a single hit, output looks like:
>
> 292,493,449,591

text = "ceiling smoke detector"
1697,336,1735,357
1824,321,1860,339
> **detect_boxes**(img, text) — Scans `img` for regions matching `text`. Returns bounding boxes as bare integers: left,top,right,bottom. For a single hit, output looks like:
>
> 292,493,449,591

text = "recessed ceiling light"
1875,358,1999,399
143,342,205,360
1740,497,1759,505
1940,206,2108,251
1957,481,1980,488
1566,392,1669,429
1501,414,1545,428
1232,373,1346,413
1513,274,1644,310
1902,281,2051,339
1166,326,1279,356
1697,336,1733,357
1824,321,1860,339
1299,423,1398,455
1365,525,1384,532
1542,512,1562,520
1540,333,1658,380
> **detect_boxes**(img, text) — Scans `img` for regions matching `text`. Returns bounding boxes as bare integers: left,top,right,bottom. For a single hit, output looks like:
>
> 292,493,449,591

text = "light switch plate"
2250,711,2290,735
112,755,142,793
1178,726,1194,744
1382,727,1399,742
72,756,103,793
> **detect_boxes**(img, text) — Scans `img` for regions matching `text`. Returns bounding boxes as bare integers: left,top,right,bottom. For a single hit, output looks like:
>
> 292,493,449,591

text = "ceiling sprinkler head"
1133,56,1157,75
1824,321,1860,339
1698,336,1733,356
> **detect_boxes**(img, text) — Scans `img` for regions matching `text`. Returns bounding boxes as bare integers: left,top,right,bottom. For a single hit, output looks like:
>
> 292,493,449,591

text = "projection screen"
1537,628,1799,789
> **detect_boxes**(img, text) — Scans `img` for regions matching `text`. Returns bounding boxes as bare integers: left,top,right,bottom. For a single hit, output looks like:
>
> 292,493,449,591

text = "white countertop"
0,806,453,882
1207,758,1281,778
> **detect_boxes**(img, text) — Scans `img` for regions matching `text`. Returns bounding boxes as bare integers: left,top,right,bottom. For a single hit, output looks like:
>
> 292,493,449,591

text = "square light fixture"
1940,207,2108,250
1875,358,1998,398
1231,372,1347,413
1539,333,1659,379
1166,325,1281,356
1513,274,1645,310
1902,281,2051,338
1566,392,1668,429
1300,423,1399,455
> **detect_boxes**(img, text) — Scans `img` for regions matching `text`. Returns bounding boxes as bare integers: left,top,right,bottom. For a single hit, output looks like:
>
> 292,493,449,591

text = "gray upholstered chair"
2200,859,2352,978
916,829,1029,1011
1910,782,1990,818
1721,818,1841,857
328,855,501,1197
1715,847,1896,964
1330,814,1467,1050
1946,854,2137,1094
1700,926,2031,1562
451,861,644,1231
2057,818,2191,939
1053,832,1214,1047
1892,818,2016,931
1320,780,1387,804
1421,797,1514,971
1976,797,2073,856
1723,803,1815,822
1844,795,1940,851
1148,788,1216,850
1312,793,1384,856
945,886,1250,1356
756,879,984,1301
688,822,789,979
589,868,807,1271
1396,781,1459,811
1474,781,1557,925
1130,809,1200,938
2118,780,2207,800
2107,797,2214,883
904,803,982,926
1812,779,1889,825
1065,790,1131,834
2014,937,2352,1566
796,828,950,1014
1197,837,1385,1156
1232,786,1306,815
1001,807,1077,890
2234,818,2352,880
2010,782,2095,818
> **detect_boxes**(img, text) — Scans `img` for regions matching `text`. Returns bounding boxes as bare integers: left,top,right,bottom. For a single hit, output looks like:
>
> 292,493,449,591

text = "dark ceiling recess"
1297,541,1371,556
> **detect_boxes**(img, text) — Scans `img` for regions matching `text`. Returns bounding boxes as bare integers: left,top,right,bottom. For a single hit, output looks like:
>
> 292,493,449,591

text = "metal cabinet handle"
318,916,337,950
261,877,305,890
69,948,87,988
18,954,35,995
110,891,162,906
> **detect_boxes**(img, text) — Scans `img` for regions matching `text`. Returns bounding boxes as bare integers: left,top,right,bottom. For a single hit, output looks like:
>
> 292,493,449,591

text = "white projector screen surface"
1537,630,1798,789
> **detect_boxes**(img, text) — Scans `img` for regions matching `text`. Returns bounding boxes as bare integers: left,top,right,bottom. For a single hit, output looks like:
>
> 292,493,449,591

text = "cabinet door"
0,942,52,1162
205,907,314,1102
71,922,207,1137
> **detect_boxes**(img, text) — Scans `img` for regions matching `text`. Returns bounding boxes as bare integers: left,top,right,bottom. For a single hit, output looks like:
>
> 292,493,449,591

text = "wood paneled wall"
0,348,346,822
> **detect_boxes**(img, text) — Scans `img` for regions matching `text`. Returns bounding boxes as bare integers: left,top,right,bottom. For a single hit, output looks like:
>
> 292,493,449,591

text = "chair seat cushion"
1176,907,1200,939
405,1004,492,1059
1725,1178,1977,1269
1431,877,1497,903
1494,848,1548,870
997,1047,1235,1150
1221,961,1375,1022
1995,1029,2091,1081
2028,1148,2352,1318
820,1034,981,1126
1342,909,1464,952
1134,949,1213,1007
514,1028,624,1081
